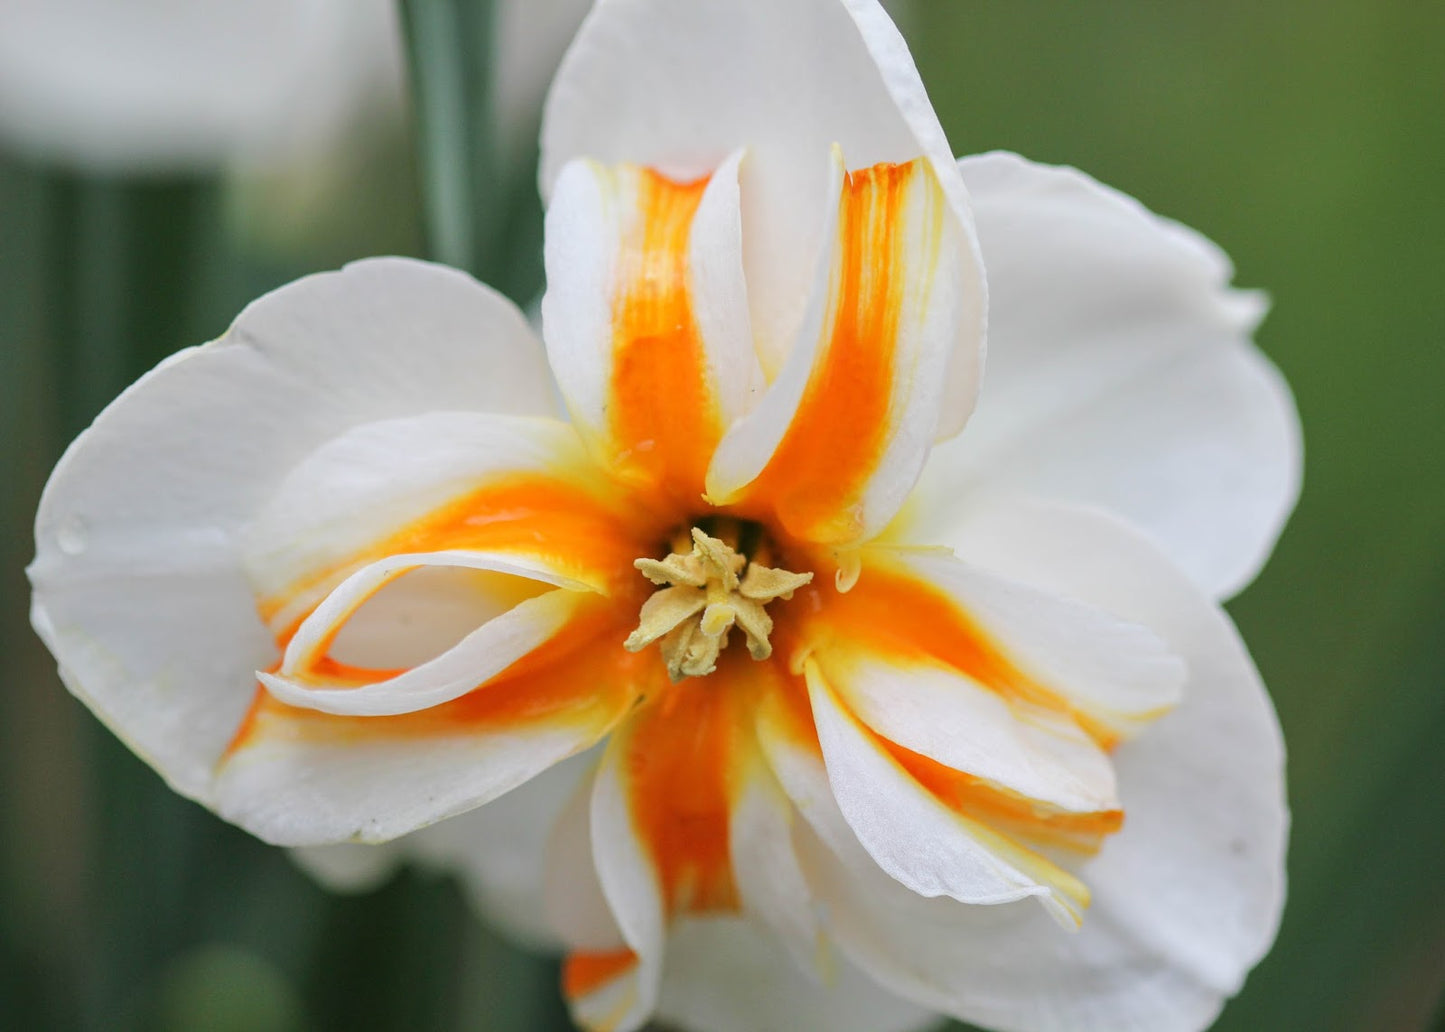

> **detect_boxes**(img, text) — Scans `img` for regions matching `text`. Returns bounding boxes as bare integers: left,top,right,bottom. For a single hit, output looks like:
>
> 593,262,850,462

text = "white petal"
214,657,626,847
546,760,629,954
804,662,1085,926
803,498,1287,1032
261,578,588,718
894,551,1186,741
244,412,598,616
29,258,555,804
910,152,1301,599
727,744,823,977
408,749,601,949
582,723,668,1032
818,646,1119,815
542,0,983,425
656,916,938,1032
541,150,760,465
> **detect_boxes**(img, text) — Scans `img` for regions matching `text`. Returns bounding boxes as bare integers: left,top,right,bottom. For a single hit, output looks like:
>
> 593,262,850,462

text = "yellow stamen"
625,527,812,681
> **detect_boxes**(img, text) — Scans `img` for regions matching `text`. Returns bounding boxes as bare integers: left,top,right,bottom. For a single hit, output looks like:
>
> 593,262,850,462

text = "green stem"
398,0,499,279
46,172,225,436
35,166,234,1032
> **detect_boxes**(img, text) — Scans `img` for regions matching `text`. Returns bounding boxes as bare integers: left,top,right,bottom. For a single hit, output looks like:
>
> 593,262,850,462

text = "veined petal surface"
542,0,984,430
908,152,1301,599
29,258,557,801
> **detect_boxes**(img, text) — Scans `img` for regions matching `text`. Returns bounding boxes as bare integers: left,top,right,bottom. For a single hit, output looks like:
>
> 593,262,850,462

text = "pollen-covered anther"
624,527,812,681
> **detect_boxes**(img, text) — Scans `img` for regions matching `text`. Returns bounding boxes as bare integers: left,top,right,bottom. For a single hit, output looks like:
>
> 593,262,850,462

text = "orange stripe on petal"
789,564,1122,750
715,155,959,546
225,602,640,755
259,474,645,635
563,948,639,1001
618,650,780,918
887,737,1124,855
608,169,722,503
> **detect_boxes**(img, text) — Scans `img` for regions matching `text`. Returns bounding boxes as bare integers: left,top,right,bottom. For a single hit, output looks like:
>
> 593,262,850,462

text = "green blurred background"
1,2,1442,1030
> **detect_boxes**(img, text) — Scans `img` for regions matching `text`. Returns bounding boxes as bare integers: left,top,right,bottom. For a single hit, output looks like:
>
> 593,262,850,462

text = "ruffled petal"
793,498,1287,1032
908,152,1301,599
259,559,591,718
707,150,973,545
244,412,638,634
541,0,983,426
804,660,1088,927
792,554,1183,750
29,258,557,802
216,607,642,845
816,645,1120,819
892,552,1185,742
560,655,779,1032
542,150,760,504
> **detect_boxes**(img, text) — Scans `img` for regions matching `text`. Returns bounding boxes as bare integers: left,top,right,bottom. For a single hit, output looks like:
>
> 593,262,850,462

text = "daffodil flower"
29,2,1300,1031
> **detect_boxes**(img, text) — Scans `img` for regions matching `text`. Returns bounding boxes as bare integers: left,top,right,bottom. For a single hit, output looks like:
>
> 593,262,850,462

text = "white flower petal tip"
910,151,1302,600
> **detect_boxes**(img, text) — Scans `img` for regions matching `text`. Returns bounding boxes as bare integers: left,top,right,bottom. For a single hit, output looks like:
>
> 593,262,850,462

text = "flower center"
624,521,813,682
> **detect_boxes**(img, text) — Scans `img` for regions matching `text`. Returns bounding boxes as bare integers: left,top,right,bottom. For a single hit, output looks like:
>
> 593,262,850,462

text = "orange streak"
257,473,647,627
224,602,642,754
738,160,920,544
562,948,637,1000
608,169,719,507
784,564,1121,750
622,650,769,917
887,738,1124,855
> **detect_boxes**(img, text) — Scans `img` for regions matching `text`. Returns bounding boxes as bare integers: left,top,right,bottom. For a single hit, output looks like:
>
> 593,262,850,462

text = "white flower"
0,0,593,173
0,0,398,171
29,2,1300,1031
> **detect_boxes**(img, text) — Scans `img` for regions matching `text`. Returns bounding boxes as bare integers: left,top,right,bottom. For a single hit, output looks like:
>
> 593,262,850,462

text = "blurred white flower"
0,0,595,173
0,0,398,171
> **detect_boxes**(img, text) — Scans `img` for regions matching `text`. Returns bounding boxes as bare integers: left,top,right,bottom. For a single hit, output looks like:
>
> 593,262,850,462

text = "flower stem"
397,0,499,278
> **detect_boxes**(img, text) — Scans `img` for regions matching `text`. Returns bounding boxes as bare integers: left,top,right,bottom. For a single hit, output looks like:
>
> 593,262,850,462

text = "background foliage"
1,3,1441,1030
